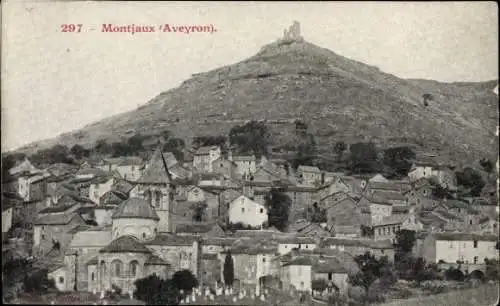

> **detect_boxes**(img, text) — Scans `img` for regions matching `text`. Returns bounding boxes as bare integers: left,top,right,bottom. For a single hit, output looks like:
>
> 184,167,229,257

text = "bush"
172,270,198,293
23,269,55,293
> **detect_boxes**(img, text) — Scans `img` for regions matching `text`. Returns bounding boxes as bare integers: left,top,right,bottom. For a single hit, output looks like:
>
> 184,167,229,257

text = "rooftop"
99,235,153,253
136,147,172,184
111,197,160,220
431,232,498,242
147,234,200,246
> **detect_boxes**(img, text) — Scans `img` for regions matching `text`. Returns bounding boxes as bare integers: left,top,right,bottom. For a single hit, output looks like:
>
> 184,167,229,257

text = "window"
378,229,381,236
473,240,478,248
111,260,123,277
155,190,162,208
392,226,396,233
241,208,245,213
154,228,158,234
59,277,64,284
263,258,266,263
306,245,308,249
41,234,45,240
474,256,478,264
260,208,264,213
142,233,146,239
91,272,95,281
130,261,139,278
470,220,473,225
449,241,453,248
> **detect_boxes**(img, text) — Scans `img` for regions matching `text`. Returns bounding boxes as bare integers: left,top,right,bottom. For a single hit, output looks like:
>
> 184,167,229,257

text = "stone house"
211,157,237,178
357,196,393,225
418,232,499,264
223,242,279,291
114,157,144,181
89,176,115,205
228,195,268,228
372,210,423,243
296,165,322,186
230,153,257,177
281,257,312,292
33,206,87,256
319,238,394,260
285,185,318,213
8,158,40,176
193,146,222,173
323,194,369,229
17,172,50,202
312,257,349,295
277,236,317,255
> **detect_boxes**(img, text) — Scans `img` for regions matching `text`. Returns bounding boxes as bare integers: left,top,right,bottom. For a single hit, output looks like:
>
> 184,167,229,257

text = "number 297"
61,24,83,33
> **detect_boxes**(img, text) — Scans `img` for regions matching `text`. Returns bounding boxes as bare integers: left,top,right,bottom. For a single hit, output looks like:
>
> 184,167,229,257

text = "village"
2,131,499,305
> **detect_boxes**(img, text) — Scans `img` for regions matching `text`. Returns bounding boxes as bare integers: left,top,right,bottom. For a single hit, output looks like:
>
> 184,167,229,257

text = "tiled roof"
99,235,153,253
313,257,348,274
136,147,172,184
76,167,107,177
145,254,170,266
34,212,83,226
282,257,313,267
100,190,128,205
147,234,200,246
70,229,113,247
195,146,219,155
431,232,498,242
276,236,316,244
112,179,136,195
68,224,92,234
117,156,144,166
297,165,321,173
112,197,160,220
392,206,409,214
367,181,403,192
371,190,406,201
175,223,217,234
321,237,393,249
373,214,410,227
232,155,256,161
365,196,393,206
202,237,237,246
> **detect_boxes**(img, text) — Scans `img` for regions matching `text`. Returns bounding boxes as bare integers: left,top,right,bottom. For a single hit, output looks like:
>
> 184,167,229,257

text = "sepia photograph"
1,1,499,305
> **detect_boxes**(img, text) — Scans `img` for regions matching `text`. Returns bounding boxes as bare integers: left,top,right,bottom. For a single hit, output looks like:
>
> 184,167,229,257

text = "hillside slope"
13,37,499,165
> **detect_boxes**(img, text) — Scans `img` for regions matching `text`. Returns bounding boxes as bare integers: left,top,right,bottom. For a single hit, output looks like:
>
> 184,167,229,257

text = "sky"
1,1,498,152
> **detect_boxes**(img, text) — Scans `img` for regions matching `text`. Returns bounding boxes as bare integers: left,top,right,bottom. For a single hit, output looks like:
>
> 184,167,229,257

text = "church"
48,148,200,295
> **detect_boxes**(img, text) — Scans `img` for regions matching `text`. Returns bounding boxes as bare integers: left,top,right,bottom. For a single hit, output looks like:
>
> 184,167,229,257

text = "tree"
394,229,416,275
23,268,55,293
305,202,327,223
292,134,317,169
382,147,416,178
1,153,26,179
127,133,145,154
70,144,89,159
360,225,374,238
265,188,292,231
479,158,494,177
422,93,434,106
348,252,394,291
455,167,485,197
191,202,207,222
134,275,179,305
223,251,235,288
334,141,347,163
30,144,73,165
229,121,269,158
172,270,198,293
348,142,382,174
95,139,112,155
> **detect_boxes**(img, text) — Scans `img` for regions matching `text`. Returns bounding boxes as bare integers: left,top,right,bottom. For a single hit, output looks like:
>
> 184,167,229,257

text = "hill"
11,24,499,165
